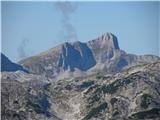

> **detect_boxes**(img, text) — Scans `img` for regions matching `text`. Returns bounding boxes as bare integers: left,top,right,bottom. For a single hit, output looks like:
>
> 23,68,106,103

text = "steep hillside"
2,62,160,120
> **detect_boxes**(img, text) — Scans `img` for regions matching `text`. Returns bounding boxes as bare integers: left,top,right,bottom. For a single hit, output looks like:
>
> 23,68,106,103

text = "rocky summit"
18,33,159,80
1,32,160,120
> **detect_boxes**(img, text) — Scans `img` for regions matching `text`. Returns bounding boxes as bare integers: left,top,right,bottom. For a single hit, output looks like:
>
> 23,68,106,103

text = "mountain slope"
1,32,160,120
18,32,159,79
2,61,160,120
1,53,28,73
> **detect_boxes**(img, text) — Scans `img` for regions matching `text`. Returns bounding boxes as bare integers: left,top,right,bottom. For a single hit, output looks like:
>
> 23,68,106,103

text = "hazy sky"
2,1,160,62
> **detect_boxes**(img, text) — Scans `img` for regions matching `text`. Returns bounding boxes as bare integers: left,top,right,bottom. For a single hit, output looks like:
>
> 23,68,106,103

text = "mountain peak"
90,32,119,50
18,33,159,79
101,32,112,40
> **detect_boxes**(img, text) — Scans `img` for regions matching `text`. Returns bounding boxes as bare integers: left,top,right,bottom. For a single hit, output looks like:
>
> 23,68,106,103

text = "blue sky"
2,1,160,62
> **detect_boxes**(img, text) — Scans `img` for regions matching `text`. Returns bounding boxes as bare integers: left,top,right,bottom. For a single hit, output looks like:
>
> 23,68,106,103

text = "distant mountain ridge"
1,53,28,73
18,32,159,79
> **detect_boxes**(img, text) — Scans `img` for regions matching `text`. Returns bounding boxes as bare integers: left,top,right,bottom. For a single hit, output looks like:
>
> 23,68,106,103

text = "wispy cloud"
55,1,78,42
17,39,30,59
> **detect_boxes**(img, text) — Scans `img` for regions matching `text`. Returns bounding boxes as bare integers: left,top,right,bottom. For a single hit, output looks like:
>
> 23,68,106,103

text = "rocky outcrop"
1,79,60,120
58,42,96,71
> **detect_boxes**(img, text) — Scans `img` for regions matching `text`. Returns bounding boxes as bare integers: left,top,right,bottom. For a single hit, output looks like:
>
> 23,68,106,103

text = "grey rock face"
18,32,159,79
87,32,120,62
58,42,96,71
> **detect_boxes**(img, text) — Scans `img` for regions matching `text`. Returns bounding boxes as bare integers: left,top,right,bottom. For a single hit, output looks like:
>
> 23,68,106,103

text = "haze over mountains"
1,32,160,120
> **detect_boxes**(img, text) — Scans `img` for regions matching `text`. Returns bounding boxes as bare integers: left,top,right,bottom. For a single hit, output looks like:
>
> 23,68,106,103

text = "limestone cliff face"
18,32,159,79
58,42,96,71
87,32,120,62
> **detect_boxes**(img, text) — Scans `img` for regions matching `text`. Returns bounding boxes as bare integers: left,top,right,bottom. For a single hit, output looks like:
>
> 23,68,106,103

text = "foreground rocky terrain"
1,61,160,120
